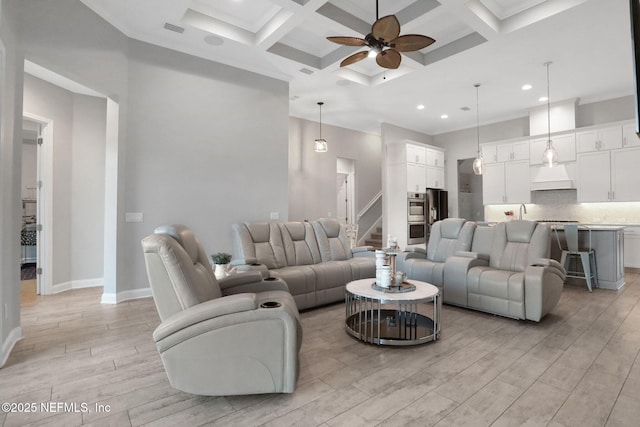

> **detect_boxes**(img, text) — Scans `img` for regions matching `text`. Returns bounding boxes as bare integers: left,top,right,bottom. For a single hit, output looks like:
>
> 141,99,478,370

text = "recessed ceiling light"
539,96,548,102
522,84,532,91
204,35,224,46
441,114,449,119
417,105,425,110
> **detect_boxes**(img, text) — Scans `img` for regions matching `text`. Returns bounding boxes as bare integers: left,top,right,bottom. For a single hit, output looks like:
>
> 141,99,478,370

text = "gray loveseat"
232,218,376,310
399,218,565,322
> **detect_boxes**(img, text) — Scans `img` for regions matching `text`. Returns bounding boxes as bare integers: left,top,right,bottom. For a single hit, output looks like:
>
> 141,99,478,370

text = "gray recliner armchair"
141,225,302,396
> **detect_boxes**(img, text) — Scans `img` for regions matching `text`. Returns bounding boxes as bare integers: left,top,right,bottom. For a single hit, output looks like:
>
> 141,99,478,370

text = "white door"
336,173,348,224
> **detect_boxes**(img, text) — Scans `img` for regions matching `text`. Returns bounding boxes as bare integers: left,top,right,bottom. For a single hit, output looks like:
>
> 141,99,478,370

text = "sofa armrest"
153,293,258,342
524,264,566,322
219,271,264,289
404,247,427,255
229,262,270,278
221,277,290,295
231,257,257,266
351,246,374,257
531,257,565,275
443,254,490,306
455,250,490,261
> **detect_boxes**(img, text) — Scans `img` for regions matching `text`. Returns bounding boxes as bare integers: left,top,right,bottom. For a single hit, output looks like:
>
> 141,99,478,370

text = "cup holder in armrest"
264,277,278,281
260,301,281,309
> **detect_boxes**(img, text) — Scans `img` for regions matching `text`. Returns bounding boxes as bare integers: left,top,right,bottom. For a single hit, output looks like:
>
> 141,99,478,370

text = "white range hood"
530,163,575,191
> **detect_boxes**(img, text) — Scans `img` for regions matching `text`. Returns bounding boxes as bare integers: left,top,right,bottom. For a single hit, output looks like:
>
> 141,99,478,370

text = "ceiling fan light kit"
327,1,435,70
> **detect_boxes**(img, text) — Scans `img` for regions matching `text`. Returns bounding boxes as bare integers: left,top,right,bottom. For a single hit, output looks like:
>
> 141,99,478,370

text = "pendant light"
472,83,483,175
542,62,558,167
314,101,328,153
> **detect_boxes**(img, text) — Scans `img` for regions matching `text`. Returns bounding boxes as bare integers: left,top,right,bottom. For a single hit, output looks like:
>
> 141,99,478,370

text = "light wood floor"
2,273,640,426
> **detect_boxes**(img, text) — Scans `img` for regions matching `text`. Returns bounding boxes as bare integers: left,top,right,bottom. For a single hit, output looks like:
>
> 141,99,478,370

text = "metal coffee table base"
345,288,440,346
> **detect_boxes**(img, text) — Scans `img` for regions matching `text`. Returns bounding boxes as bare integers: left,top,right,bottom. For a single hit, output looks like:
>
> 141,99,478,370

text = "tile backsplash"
484,189,640,224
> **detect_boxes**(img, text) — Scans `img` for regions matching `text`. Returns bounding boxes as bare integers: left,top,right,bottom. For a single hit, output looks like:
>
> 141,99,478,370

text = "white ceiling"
77,0,635,136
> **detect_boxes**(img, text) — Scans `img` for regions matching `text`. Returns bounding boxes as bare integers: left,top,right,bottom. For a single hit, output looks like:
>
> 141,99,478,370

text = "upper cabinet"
529,133,576,165
577,146,640,202
496,140,529,162
622,122,640,147
481,143,498,164
426,148,444,167
482,160,530,204
576,125,623,153
406,144,426,164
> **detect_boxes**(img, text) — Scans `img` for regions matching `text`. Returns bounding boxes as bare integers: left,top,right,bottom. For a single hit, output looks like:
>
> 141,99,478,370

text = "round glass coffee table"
345,279,441,346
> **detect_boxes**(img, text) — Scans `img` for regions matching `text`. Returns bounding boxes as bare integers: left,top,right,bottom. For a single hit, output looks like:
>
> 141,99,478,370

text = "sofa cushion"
428,219,476,262
467,266,525,319
232,222,287,269
268,265,317,310
279,222,322,266
489,221,550,272
312,218,351,262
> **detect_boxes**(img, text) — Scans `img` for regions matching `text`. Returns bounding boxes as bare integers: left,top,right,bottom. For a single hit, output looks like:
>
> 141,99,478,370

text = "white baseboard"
101,287,152,304
52,277,103,294
0,326,23,368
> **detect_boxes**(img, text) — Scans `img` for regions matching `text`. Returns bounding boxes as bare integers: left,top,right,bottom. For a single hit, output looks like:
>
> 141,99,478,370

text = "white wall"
289,117,380,221
0,0,26,366
71,94,106,282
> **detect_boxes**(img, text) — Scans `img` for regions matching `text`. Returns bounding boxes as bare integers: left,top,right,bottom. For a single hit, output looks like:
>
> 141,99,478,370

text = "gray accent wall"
289,117,380,222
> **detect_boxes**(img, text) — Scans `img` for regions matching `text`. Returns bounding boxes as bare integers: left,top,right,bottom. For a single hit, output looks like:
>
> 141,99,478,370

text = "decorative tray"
371,282,416,293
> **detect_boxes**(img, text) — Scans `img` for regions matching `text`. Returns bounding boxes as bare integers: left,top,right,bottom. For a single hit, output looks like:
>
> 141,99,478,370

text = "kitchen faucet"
519,203,527,220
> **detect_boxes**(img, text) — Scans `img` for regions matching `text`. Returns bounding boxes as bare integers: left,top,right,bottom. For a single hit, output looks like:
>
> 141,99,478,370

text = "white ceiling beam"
438,0,501,41
501,0,591,33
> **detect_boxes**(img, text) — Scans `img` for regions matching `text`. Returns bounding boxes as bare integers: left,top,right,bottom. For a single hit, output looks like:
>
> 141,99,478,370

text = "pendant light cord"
475,83,480,154
318,101,323,139
546,62,551,146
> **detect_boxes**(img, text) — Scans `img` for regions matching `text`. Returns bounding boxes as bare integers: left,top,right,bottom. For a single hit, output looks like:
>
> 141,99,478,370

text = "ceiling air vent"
163,23,185,34
299,68,314,75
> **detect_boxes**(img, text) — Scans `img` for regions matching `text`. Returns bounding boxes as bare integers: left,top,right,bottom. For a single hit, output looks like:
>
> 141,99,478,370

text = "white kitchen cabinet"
426,165,445,189
611,147,640,201
481,143,498,164
577,147,640,202
529,133,576,165
482,160,530,204
624,226,640,268
426,147,444,167
622,122,640,147
576,125,622,153
577,151,611,202
407,162,426,193
406,144,426,164
496,140,529,162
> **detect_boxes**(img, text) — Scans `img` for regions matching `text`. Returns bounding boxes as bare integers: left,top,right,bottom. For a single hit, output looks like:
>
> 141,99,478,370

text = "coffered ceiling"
78,0,635,135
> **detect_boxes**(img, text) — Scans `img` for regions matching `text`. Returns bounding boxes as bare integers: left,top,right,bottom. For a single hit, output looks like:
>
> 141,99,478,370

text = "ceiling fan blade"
376,49,401,69
371,15,400,43
392,34,435,52
327,36,368,47
340,51,369,67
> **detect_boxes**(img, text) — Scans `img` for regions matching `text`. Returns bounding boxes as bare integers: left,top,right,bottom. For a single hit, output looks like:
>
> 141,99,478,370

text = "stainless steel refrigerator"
425,188,448,243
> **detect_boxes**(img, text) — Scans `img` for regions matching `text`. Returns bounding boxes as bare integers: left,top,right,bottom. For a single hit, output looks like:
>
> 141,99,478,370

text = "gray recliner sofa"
232,218,375,310
141,225,302,396
405,219,565,322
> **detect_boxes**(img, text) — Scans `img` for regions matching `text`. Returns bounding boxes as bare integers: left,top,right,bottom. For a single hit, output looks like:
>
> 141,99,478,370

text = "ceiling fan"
327,0,435,69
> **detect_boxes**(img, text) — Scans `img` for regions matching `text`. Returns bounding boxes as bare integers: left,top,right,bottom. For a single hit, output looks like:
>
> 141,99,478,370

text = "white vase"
214,263,228,279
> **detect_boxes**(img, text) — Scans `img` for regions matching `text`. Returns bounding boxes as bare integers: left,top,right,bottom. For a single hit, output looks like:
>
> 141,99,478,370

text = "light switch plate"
125,212,144,222
270,212,280,220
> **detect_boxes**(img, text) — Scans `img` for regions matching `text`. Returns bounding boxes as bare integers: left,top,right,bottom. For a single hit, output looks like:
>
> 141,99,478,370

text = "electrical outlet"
270,212,280,220
125,212,144,222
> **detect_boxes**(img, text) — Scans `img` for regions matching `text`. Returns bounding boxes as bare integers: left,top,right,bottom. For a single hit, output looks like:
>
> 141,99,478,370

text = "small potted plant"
211,252,232,278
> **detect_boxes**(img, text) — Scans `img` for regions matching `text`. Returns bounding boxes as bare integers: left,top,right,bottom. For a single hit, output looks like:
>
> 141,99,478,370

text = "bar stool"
559,224,598,292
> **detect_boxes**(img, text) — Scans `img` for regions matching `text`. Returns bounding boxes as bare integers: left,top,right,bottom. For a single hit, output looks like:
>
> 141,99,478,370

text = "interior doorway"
457,158,484,221
20,118,40,303
336,158,356,225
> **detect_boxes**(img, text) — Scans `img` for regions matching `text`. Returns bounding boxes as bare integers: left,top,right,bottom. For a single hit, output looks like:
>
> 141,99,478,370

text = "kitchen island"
548,224,625,290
